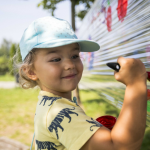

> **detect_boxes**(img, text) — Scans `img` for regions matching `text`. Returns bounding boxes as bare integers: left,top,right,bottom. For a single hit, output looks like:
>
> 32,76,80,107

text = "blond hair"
14,48,39,89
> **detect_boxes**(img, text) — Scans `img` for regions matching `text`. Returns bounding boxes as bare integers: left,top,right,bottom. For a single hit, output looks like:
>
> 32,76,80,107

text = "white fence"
76,0,150,126
76,0,150,75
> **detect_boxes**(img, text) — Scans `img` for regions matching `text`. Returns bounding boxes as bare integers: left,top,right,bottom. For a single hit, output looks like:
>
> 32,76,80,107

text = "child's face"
32,43,83,95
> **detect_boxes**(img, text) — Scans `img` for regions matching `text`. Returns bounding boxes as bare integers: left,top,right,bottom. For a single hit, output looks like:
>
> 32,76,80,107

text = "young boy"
18,16,147,150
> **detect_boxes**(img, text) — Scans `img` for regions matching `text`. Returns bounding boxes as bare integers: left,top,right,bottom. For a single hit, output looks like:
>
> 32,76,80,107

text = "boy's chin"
62,85,78,92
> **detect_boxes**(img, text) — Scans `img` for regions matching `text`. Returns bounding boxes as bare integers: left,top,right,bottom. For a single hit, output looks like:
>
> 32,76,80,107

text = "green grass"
80,89,120,118
0,88,40,149
148,101,150,113
0,74,15,81
82,73,117,82
141,127,150,150
0,88,149,149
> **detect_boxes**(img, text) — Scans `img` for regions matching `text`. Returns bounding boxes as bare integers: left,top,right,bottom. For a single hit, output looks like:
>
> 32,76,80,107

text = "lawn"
0,87,150,150
82,73,117,82
0,74,15,81
0,88,39,149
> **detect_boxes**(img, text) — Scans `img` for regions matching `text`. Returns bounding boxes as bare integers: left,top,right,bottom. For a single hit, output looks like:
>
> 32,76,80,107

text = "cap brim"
34,39,100,52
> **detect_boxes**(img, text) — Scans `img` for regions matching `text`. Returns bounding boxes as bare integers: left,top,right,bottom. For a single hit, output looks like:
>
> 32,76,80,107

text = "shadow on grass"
141,126,150,150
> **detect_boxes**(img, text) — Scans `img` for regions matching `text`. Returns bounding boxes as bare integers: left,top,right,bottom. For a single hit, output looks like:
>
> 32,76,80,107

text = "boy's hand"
114,57,147,86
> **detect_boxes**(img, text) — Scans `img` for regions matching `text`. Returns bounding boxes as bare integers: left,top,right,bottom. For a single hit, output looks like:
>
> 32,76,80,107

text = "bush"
0,56,9,75
9,43,16,75
9,43,22,75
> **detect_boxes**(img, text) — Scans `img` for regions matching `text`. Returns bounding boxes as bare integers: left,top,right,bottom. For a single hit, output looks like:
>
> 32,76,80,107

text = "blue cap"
19,16,100,60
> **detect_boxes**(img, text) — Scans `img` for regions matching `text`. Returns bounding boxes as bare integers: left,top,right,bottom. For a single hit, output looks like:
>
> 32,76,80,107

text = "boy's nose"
64,59,75,70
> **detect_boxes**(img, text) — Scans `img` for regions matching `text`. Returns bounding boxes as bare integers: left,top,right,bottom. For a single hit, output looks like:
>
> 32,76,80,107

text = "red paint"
106,6,112,32
147,72,150,80
117,0,128,22
147,89,150,100
88,52,91,62
96,115,117,130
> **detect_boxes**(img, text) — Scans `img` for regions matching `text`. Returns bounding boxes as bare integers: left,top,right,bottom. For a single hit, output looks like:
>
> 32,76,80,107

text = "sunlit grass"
141,127,150,150
80,89,120,118
0,87,39,149
0,74,15,81
81,73,117,82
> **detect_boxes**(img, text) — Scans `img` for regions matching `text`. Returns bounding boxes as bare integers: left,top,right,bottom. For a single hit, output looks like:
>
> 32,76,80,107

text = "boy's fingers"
117,57,137,70
114,70,120,81
117,56,126,66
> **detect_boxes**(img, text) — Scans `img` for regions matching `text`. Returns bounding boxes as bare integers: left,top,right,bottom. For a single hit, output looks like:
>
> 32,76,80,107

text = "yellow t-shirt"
34,91,103,150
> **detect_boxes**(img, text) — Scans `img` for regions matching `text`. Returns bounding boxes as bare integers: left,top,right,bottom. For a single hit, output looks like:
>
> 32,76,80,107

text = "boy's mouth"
62,74,76,79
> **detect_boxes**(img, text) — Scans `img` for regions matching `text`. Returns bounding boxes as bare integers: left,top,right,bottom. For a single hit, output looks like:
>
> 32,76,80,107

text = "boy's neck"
42,88,72,101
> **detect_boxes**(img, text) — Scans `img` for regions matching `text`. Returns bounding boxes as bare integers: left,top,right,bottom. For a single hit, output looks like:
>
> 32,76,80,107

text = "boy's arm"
81,57,147,150
111,82,147,149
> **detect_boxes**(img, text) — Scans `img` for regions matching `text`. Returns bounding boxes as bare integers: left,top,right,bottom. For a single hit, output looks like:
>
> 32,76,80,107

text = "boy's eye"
51,58,61,62
72,55,79,59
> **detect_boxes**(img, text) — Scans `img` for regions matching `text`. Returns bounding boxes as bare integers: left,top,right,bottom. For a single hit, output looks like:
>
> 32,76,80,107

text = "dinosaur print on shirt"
36,140,60,150
86,118,103,131
39,96,62,106
48,107,78,139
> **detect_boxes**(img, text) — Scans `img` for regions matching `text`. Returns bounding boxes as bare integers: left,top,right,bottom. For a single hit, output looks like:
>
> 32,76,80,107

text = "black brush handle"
106,62,120,72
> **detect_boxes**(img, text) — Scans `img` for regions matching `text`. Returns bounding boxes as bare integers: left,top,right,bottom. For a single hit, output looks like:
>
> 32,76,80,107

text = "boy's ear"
23,67,38,81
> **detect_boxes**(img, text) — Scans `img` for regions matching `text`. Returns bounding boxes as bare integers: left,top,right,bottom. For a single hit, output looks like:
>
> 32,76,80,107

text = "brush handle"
106,62,120,72
106,62,150,100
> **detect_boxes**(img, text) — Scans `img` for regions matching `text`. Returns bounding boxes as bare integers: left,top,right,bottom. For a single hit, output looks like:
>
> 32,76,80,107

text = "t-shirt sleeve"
46,100,103,150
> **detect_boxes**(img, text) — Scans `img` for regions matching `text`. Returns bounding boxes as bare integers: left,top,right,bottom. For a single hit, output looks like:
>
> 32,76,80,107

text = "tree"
9,43,16,75
38,0,95,105
9,43,22,75
0,39,12,75
0,55,9,75
0,39,12,57
37,0,95,30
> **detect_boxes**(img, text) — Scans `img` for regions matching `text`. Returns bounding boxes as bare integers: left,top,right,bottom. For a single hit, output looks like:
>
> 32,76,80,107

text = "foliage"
0,39,22,75
77,10,87,20
0,55,9,75
75,0,95,20
10,43,16,58
37,0,95,20
9,43,17,75
16,45,22,63
0,39,12,57
0,39,12,75
9,44,22,75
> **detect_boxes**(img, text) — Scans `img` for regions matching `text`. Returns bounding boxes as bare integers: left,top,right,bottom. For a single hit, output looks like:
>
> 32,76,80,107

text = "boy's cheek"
78,60,83,70
81,62,84,73
78,63,83,79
